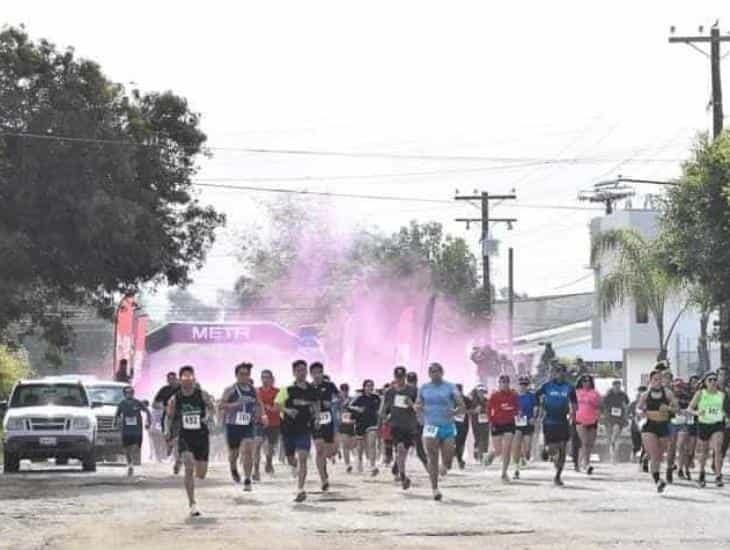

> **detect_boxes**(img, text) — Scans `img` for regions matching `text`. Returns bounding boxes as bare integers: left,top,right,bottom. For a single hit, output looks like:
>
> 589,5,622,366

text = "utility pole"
455,191,517,319
508,247,515,357
669,22,730,364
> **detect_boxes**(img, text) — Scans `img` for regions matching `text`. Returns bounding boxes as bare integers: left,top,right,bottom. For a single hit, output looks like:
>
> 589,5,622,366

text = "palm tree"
591,228,686,361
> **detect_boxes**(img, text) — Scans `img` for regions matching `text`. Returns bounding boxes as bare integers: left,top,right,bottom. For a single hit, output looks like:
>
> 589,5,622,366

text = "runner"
575,374,602,475
275,359,319,502
637,370,676,493
685,375,701,478
254,369,280,478
350,379,381,476
406,371,429,471
469,384,490,464
717,367,730,466
219,362,265,491
114,386,151,477
338,383,357,473
688,372,727,488
165,365,216,517
485,375,519,482
602,380,629,464
382,366,419,490
414,362,466,500
310,362,340,491
153,372,180,473
671,379,694,482
453,384,471,470
536,364,577,487
514,375,538,479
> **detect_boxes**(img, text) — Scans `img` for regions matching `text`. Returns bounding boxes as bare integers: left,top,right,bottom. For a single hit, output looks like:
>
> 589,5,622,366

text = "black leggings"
455,421,469,463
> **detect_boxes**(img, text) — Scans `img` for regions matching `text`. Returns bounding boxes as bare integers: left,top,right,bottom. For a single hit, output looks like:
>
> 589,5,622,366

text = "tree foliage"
0,26,225,346
591,227,684,359
167,288,218,322
0,344,31,399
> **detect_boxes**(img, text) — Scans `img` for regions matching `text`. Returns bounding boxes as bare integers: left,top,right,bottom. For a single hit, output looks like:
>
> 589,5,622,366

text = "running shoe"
716,476,724,488
501,473,511,484
513,470,520,480
656,480,667,493
189,504,201,517
698,472,706,488
586,466,594,476
252,471,261,482
346,465,353,474
243,479,252,492
554,476,564,487
127,466,134,477
402,476,411,490
294,491,307,503
666,469,673,484
322,480,330,492
371,467,380,477
433,490,443,501
231,468,241,484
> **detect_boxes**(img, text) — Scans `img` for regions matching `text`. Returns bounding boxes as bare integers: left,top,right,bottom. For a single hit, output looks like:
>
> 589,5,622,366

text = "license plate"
39,437,57,446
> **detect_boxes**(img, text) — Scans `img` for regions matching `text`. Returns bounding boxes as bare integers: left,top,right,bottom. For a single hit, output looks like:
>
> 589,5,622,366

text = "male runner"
536,364,577,486
602,380,629,464
153,372,180,472
310,362,340,491
219,362,266,491
255,369,280,477
415,362,466,501
115,386,151,477
166,365,216,517
382,366,419,489
275,359,319,502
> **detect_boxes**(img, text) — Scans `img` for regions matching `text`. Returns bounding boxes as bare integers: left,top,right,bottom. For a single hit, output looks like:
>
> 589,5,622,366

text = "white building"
590,208,718,392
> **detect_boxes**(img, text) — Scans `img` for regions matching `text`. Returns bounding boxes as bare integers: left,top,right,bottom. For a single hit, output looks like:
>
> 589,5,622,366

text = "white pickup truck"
2,378,98,473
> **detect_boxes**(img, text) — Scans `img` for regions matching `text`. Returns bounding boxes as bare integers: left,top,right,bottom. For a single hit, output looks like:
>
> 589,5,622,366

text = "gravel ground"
1,458,729,550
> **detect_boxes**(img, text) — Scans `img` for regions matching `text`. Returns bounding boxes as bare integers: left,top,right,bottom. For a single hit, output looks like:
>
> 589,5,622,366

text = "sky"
5,0,730,318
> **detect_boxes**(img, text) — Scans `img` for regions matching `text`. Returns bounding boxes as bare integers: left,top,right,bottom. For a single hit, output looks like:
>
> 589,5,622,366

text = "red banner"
113,294,136,378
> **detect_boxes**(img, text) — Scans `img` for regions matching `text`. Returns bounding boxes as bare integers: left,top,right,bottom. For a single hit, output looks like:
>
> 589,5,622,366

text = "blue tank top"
419,381,457,426
224,383,258,426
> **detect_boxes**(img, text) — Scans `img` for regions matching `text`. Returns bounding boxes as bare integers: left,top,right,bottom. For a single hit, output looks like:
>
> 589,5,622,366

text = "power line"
1,131,685,164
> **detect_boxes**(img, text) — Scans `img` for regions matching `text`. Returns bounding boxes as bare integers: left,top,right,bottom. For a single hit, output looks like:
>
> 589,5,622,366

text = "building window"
636,303,649,324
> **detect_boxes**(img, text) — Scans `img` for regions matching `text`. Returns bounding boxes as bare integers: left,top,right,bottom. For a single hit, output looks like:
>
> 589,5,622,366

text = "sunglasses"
518,382,529,386
707,378,718,383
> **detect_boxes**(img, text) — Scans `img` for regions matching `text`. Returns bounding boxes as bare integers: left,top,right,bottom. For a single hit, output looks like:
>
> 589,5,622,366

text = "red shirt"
258,386,280,427
488,390,519,426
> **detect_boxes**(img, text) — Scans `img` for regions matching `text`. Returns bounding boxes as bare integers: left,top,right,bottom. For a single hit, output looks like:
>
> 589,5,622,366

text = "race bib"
182,413,201,430
515,415,528,427
423,425,439,438
394,395,408,408
611,407,622,417
478,413,489,424
124,416,138,427
454,414,465,422
671,415,686,426
687,415,695,425
235,411,251,426
319,411,332,425
341,412,353,424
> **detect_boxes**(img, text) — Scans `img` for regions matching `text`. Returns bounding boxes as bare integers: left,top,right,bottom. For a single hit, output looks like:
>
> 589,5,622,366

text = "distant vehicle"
83,380,131,462
2,378,97,473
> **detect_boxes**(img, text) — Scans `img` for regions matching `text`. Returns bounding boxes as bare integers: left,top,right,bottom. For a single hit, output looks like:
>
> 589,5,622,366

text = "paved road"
1,459,729,549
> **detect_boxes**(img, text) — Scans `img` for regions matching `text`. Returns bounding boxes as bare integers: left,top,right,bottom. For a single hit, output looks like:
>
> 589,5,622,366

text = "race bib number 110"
423,425,439,438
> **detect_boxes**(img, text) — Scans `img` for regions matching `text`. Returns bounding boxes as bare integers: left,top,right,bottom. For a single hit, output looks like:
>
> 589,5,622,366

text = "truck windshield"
10,384,89,408
86,386,127,406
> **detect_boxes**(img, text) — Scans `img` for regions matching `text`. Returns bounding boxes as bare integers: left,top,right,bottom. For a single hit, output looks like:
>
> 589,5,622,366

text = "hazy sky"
6,1,730,315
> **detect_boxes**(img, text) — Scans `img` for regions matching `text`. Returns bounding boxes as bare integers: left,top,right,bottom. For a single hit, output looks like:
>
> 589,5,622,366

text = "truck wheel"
3,452,20,473
56,457,69,466
82,452,97,472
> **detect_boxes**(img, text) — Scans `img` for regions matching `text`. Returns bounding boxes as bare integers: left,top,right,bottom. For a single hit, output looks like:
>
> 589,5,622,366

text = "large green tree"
0,27,225,346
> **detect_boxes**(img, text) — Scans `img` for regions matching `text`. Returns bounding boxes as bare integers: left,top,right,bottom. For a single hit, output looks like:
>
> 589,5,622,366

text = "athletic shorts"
577,422,598,430
121,432,143,448
313,423,336,444
263,426,280,447
641,420,670,439
225,424,256,449
355,422,378,437
178,431,210,462
543,423,570,445
491,423,516,436
515,424,535,436
284,432,312,456
606,419,626,430
423,423,457,441
339,421,355,436
391,426,418,448
698,421,725,442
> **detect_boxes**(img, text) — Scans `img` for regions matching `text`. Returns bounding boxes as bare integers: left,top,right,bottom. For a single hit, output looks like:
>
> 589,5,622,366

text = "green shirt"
697,389,726,424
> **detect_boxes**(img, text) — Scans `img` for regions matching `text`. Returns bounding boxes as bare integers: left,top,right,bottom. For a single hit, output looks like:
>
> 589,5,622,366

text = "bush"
0,345,31,400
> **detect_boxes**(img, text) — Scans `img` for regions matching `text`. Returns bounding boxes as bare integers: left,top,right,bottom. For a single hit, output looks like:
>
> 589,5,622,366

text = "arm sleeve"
274,386,288,409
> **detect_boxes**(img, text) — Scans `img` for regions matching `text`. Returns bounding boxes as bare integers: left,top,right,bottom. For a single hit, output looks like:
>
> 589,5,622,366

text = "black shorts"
391,426,417,448
543,423,570,445
339,422,355,436
698,422,725,442
356,422,378,437
313,424,336,444
491,423,516,436
225,424,256,449
515,425,535,436
122,432,143,448
641,420,670,439
283,432,312,457
178,430,210,462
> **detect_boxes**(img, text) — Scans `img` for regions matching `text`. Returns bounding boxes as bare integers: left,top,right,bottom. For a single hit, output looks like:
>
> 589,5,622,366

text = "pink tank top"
576,389,601,425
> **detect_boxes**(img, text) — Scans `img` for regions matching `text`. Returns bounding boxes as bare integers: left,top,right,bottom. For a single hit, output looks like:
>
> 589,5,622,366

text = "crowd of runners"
111,360,730,517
